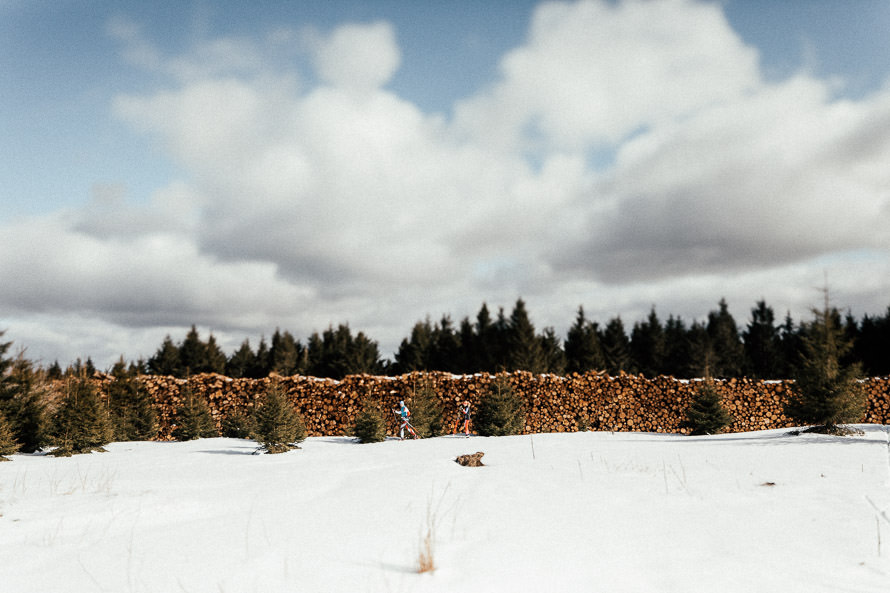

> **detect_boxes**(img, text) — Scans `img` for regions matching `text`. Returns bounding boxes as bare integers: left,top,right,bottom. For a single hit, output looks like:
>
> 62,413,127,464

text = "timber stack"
91,371,889,440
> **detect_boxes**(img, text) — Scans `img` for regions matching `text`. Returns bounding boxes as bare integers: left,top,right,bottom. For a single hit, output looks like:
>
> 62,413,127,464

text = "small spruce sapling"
476,374,526,437
253,382,306,453
221,409,254,439
683,380,733,435
409,375,445,438
0,355,49,453
107,360,158,441
0,410,19,461
354,400,386,443
784,300,866,435
50,375,113,456
171,380,217,441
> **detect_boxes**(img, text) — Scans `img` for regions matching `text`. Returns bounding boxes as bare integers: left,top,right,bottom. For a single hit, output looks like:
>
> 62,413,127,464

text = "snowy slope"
1,427,889,593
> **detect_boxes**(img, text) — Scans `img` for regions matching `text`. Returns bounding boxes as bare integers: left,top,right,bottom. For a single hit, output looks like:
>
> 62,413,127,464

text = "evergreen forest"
34,298,890,381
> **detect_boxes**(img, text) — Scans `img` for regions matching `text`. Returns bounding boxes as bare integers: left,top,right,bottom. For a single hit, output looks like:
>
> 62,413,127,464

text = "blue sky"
2,0,890,368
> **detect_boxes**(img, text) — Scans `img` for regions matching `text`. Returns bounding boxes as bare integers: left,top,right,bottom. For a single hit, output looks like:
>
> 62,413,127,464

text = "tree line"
43,297,888,381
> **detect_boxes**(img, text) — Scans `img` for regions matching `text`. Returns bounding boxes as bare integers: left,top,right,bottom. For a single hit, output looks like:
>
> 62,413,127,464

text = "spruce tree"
0,355,49,453
539,327,566,375
226,339,256,379
601,317,632,375
630,307,665,377
50,375,113,456
706,299,743,377
564,307,605,374
408,375,445,438
0,410,19,461
353,400,386,443
171,380,217,441
784,300,866,434
221,409,254,438
107,358,158,441
662,315,691,377
253,381,306,453
476,374,525,437
506,299,546,373
683,380,733,435
742,300,782,379
148,336,181,377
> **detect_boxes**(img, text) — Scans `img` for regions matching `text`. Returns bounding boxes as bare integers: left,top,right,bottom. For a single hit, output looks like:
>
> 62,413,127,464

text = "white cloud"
308,21,401,92
4,1,890,368
454,0,760,151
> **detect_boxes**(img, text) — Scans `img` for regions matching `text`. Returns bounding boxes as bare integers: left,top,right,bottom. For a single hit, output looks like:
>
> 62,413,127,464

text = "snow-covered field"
1,427,889,593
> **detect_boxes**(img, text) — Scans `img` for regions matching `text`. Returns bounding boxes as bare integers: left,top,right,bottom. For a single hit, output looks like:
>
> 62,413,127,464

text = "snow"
1,427,889,593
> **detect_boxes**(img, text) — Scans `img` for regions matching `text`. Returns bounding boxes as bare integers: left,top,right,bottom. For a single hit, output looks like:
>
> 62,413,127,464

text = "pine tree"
683,380,733,435
408,375,445,438
706,299,743,377
253,381,306,453
270,329,300,376
221,409,254,438
0,354,49,453
171,380,217,441
601,317,632,375
564,307,605,374
107,358,157,441
630,307,665,377
742,300,782,379
662,315,691,377
506,299,546,373
784,299,866,434
539,327,566,374
0,409,19,461
476,374,525,436
226,339,256,379
204,334,227,374
353,400,386,443
50,374,113,456
148,335,181,377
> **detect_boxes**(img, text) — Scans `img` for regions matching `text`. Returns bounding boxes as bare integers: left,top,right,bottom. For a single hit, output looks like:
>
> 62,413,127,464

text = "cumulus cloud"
308,21,401,91
454,0,760,151
4,0,890,367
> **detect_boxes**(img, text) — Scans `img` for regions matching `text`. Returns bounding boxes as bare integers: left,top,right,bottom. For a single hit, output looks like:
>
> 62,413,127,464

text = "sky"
2,0,890,369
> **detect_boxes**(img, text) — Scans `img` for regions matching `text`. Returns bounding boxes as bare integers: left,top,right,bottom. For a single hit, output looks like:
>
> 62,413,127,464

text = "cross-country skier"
457,400,471,437
394,400,418,440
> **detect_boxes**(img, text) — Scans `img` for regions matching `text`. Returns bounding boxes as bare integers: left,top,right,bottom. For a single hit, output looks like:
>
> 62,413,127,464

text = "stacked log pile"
88,371,889,440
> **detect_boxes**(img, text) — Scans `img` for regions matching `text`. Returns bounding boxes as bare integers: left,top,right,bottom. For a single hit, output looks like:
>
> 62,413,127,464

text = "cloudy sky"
2,0,890,369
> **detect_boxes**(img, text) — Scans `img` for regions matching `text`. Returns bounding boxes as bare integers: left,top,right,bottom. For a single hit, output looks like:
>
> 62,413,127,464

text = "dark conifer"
0,410,19,461
171,380,217,441
107,358,157,441
226,339,256,379
601,317,632,375
506,299,546,373
743,300,782,379
630,307,665,377
353,400,386,443
253,381,306,453
539,327,566,374
148,335,181,377
476,374,525,436
0,354,49,453
784,298,866,434
706,299,743,377
408,375,445,438
683,380,733,435
50,374,113,456
564,307,605,374
662,315,690,377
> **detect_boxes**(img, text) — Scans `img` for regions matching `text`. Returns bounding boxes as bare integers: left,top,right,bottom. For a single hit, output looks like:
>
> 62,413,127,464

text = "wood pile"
82,371,889,439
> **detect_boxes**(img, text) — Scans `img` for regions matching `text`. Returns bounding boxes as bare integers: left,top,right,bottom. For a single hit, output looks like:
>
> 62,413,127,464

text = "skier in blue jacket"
394,400,418,440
